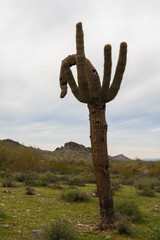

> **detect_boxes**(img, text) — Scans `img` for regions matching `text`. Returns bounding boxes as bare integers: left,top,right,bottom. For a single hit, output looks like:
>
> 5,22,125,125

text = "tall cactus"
59,22,127,229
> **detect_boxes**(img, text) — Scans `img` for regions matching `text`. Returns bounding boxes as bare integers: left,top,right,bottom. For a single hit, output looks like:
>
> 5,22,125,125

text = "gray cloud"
0,0,160,158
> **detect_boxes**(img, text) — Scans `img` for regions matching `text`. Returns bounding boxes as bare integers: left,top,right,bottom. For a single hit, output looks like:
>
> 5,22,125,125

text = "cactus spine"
59,22,127,229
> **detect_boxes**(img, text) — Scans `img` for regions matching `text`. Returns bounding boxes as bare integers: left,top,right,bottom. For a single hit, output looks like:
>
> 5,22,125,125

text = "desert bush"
67,176,85,186
137,187,156,197
26,186,35,195
61,189,89,202
24,172,39,186
111,180,121,195
51,183,63,190
46,172,61,183
49,159,75,175
0,142,44,172
44,219,78,240
116,215,132,235
37,175,49,186
0,171,12,179
154,186,160,192
2,177,16,187
114,199,142,222
14,172,28,182
83,173,96,184
33,219,78,240
134,177,158,190
120,177,135,186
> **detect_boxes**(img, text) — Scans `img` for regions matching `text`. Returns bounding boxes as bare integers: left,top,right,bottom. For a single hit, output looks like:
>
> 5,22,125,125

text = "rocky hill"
111,154,131,162
52,141,131,162
53,141,93,161
0,139,132,162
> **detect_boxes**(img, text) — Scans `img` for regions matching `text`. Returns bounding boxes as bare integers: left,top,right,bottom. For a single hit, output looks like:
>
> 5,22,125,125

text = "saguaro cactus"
59,22,127,229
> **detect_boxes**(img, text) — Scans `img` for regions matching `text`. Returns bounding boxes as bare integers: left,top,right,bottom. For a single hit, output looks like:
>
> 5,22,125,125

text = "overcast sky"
0,0,160,158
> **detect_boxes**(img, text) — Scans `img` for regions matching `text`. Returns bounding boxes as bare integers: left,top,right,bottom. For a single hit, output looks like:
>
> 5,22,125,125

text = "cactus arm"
107,42,127,102
59,55,76,98
60,64,67,98
76,22,92,102
60,54,84,102
101,44,112,102
63,61,85,103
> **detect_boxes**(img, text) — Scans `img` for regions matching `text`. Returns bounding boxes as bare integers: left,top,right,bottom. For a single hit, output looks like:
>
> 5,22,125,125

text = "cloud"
0,0,160,158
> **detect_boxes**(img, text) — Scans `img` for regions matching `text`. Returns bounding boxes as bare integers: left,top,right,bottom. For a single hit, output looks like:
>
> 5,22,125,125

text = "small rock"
3,190,11,193
3,224,9,228
77,223,83,227
106,236,111,239
32,230,44,234
92,193,96,197
131,224,136,229
0,218,3,221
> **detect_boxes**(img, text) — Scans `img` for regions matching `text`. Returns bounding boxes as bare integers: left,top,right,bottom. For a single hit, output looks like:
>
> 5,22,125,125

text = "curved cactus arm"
107,42,127,102
63,61,85,103
101,44,112,102
60,55,76,98
60,64,67,98
76,22,92,102
60,55,84,102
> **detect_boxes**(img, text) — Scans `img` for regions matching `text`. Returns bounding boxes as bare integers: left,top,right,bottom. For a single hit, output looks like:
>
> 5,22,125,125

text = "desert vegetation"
0,140,160,239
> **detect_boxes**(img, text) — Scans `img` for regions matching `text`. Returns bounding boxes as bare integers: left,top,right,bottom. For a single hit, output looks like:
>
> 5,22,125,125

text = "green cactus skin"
59,22,127,230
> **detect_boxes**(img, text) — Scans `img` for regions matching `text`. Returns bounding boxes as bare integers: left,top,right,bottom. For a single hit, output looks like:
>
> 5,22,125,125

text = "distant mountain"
0,139,132,162
111,154,131,162
53,141,93,161
141,158,160,162
52,141,131,162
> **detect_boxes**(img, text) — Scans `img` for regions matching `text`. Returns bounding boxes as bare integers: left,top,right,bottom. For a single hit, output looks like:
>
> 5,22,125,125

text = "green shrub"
2,177,16,187
46,173,61,183
114,199,142,222
134,177,160,191
61,189,89,202
0,171,12,179
67,176,85,186
51,183,63,190
138,187,156,197
84,173,96,184
44,219,78,240
116,216,132,235
120,177,135,186
154,186,160,192
24,172,39,186
26,186,35,195
111,180,121,195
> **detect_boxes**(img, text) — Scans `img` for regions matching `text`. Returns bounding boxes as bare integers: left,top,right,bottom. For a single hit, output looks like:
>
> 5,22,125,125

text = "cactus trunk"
88,103,115,229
